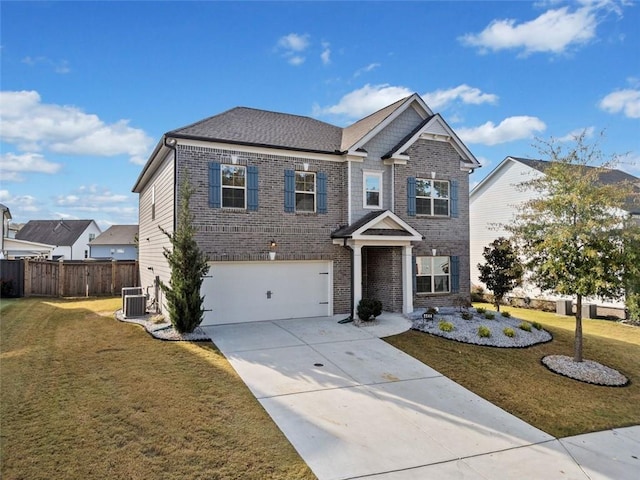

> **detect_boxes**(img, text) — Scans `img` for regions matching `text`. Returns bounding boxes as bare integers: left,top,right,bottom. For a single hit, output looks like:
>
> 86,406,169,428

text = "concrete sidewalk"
202,314,639,480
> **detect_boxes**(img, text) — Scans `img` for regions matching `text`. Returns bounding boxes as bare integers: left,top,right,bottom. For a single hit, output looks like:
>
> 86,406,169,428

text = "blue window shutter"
247,165,259,211
450,179,459,218
317,172,327,214
412,255,417,295
284,170,295,212
451,255,460,293
407,177,416,216
209,162,221,208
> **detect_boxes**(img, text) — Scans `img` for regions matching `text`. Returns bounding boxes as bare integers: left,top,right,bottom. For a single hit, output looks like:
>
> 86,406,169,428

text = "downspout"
164,136,178,232
347,159,352,225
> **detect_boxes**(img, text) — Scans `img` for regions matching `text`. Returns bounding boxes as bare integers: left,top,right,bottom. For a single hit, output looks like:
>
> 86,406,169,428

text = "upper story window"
363,172,383,209
209,162,258,211
295,172,316,212
221,165,246,209
416,179,449,216
88,233,96,242
416,256,450,294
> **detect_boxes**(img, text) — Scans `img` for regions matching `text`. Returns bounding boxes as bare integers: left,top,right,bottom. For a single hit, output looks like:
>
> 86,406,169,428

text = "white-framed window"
295,171,316,212
221,165,246,209
88,233,96,241
363,171,383,208
416,179,449,216
416,256,450,293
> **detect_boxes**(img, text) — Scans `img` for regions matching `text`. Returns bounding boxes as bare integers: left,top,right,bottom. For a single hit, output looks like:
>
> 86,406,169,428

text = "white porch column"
402,245,414,314
352,244,363,316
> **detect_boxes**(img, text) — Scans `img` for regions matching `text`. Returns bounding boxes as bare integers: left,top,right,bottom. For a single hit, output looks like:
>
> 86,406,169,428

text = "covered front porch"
332,210,423,317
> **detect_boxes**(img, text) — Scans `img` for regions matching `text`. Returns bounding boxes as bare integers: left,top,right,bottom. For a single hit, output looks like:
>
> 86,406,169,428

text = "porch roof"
331,210,423,242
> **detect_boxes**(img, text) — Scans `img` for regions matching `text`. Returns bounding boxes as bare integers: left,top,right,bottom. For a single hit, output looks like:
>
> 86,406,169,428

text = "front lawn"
385,303,640,438
0,297,315,480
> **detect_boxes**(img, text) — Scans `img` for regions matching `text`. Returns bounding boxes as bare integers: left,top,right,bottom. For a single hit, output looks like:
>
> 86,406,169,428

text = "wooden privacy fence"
16,259,140,297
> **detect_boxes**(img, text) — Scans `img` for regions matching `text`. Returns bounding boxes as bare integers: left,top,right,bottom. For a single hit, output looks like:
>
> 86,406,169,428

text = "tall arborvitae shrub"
159,177,210,333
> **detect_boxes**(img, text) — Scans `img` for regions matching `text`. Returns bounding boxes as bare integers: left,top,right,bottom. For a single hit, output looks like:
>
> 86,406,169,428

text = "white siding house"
470,156,639,312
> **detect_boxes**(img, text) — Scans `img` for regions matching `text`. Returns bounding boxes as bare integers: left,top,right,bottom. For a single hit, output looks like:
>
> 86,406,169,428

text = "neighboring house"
133,94,480,325
1,203,10,258
470,156,640,310
89,225,139,260
1,205,54,259
15,219,102,260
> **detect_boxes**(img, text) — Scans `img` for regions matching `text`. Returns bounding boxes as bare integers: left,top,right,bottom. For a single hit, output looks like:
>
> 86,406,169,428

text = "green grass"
386,302,640,438
1,298,315,480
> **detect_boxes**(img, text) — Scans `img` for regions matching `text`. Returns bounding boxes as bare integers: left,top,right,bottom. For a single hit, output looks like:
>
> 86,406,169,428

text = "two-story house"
470,156,640,313
133,94,480,326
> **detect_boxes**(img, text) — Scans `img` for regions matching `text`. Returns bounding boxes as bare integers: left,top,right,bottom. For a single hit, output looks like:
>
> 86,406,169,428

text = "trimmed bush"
478,325,492,338
476,307,486,314
357,298,383,321
503,327,515,338
439,321,455,332
484,312,495,320
461,312,473,320
532,321,543,330
501,311,512,318
519,322,532,332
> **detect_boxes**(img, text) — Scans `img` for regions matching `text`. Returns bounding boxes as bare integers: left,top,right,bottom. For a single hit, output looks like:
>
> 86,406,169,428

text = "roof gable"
341,94,433,153
384,114,480,168
331,210,423,241
16,220,96,246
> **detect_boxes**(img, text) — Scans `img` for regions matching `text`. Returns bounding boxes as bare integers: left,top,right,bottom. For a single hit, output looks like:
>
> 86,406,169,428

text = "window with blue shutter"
450,180,459,218
451,255,460,293
208,162,221,208
317,172,327,214
284,170,295,212
407,176,416,216
247,165,258,211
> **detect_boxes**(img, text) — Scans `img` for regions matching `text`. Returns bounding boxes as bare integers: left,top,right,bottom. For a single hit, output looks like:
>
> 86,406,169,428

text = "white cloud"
457,116,547,145
314,84,413,119
353,63,381,78
277,33,310,52
557,126,595,142
0,190,40,214
321,42,331,65
0,90,153,164
276,33,310,66
617,152,640,175
422,84,498,110
22,56,70,74
459,1,622,56
599,88,640,118
0,152,62,181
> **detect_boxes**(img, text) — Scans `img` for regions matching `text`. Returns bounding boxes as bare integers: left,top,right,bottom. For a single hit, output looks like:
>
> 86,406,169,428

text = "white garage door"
201,261,332,325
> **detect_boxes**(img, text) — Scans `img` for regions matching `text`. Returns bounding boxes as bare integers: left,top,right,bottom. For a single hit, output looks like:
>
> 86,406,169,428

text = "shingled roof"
169,107,344,154
511,157,640,214
89,225,138,246
16,220,95,246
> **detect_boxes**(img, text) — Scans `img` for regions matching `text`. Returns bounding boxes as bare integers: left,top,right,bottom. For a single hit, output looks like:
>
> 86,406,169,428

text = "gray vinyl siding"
138,150,175,311
89,245,137,260
351,107,425,221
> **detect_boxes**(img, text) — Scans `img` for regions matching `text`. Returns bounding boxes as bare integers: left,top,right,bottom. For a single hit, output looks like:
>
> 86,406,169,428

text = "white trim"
332,210,423,244
221,164,247,209
363,171,383,209
347,160,352,224
295,171,316,213
402,245,414,313
416,178,450,217
416,255,451,294
175,138,347,163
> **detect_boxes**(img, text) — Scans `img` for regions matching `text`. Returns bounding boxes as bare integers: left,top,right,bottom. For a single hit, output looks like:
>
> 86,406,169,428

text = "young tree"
477,237,523,312
159,176,210,334
507,132,638,362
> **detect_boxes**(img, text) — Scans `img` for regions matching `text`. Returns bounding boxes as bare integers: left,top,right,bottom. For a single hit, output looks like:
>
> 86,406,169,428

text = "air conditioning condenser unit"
122,287,143,312
124,294,146,318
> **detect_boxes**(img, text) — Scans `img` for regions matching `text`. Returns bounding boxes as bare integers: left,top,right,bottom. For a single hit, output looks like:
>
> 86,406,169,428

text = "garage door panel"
201,261,331,325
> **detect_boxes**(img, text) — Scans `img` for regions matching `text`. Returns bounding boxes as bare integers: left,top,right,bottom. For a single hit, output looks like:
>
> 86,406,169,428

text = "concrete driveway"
202,314,639,480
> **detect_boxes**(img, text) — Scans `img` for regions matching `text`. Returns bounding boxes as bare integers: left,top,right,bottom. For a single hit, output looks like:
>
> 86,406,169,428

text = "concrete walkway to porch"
202,313,639,480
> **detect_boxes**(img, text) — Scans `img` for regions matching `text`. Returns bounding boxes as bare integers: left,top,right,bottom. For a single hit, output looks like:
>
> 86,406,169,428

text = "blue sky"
1,0,638,229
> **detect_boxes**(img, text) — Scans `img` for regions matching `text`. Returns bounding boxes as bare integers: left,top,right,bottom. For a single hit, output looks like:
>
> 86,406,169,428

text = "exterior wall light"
432,248,437,256
269,239,277,261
